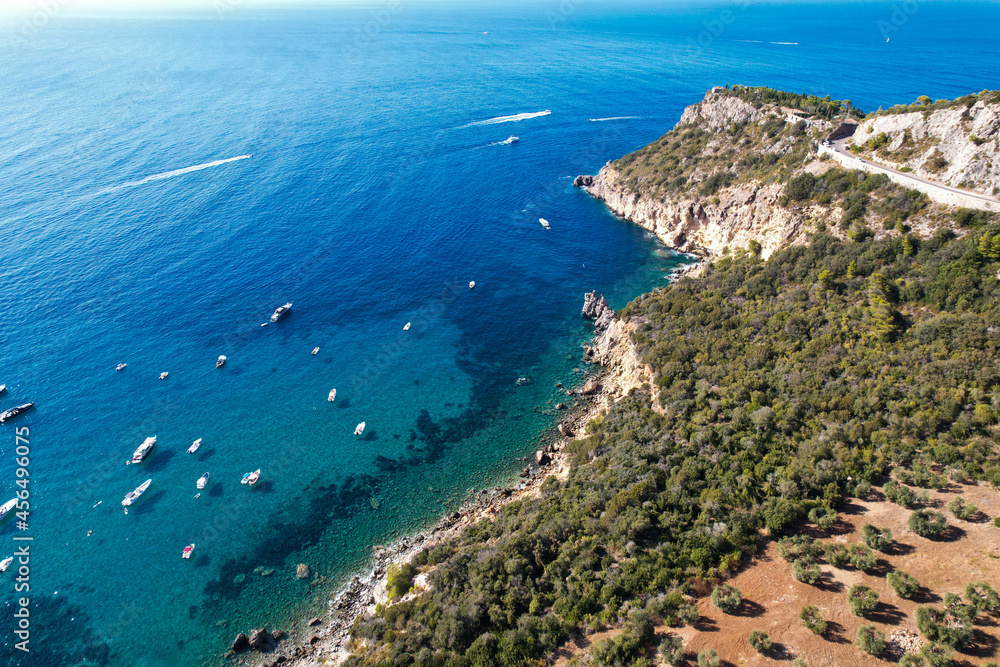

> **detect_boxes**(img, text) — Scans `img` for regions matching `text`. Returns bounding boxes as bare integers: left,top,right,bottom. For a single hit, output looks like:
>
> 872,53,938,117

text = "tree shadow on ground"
822,621,852,645
911,587,942,604
815,574,845,593
734,600,766,618
868,602,907,626
957,629,1000,658
935,525,967,542
839,500,868,517
885,541,916,556
764,643,797,661
694,616,719,632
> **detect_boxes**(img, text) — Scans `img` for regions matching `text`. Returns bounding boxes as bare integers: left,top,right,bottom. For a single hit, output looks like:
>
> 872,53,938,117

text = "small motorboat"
0,557,12,572
403,322,411,331
312,347,320,355
502,135,519,145
469,281,476,289
159,372,169,380
187,438,202,454
539,218,550,229
241,469,260,486
0,384,5,394
197,473,209,489
0,498,17,521
355,422,366,436
328,388,337,402
132,436,156,463
0,403,34,423
261,322,268,327
270,302,292,323
122,479,151,508
116,363,126,371
216,355,227,368
182,544,195,559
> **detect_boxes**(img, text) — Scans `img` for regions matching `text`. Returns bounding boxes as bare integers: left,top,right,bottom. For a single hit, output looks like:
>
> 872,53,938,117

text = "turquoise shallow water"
0,1,998,664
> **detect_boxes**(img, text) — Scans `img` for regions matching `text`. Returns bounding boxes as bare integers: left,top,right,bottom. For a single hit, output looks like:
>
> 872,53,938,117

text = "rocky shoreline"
224,294,656,667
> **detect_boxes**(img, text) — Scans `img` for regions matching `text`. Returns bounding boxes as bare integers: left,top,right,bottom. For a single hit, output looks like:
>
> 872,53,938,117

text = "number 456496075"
15,426,30,520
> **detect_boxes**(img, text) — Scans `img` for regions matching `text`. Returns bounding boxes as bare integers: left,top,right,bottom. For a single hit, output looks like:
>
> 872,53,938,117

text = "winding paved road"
819,138,1000,212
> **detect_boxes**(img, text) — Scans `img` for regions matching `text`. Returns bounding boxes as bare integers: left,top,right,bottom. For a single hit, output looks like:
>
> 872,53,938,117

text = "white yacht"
132,436,156,463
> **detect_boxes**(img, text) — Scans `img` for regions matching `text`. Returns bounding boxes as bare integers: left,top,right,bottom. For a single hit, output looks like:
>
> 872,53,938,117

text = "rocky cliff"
848,94,1000,196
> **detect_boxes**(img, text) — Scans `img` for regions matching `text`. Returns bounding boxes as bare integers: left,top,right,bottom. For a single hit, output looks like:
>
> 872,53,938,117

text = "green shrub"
792,660,807,667
920,642,954,667
916,606,973,647
777,535,822,562
964,581,1000,612
792,556,822,585
800,605,827,634
909,510,948,538
697,648,720,667
946,496,977,520
386,561,418,600
710,584,742,614
657,634,684,666
808,506,838,530
849,543,877,572
944,593,979,623
848,585,879,616
899,654,926,667
748,630,772,653
825,543,850,568
856,624,886,654
887,570,920,598
861,524,893,551
884,480,918,507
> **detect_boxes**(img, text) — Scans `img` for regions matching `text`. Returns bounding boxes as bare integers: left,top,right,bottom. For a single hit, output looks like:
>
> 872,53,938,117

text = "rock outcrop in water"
582,291,615,331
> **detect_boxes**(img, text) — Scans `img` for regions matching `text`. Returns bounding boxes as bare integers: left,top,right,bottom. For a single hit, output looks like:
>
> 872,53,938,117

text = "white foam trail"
459,110,550,128
770,41,798,45
100,154,253,194
589,116,640,122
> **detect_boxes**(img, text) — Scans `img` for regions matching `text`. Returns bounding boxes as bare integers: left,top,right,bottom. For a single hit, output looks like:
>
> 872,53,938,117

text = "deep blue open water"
0,1,997,664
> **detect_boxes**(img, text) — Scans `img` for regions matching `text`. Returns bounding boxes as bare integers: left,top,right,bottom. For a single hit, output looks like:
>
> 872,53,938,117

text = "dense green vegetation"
347,226,1000,666
718,85,864,120
873,89,1000,116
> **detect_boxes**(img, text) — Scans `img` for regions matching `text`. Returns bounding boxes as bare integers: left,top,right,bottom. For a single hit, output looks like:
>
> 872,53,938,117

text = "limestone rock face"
582,291,615,331
678,90,765,129
574,174,594,187
847,101,1000,196
587,166,805,260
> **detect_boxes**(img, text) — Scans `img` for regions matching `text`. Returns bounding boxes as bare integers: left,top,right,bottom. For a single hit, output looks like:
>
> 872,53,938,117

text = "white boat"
403,322,411,330
0,498,17,521
270,302,292,322
122,479,151,507
539,218,550,229
187,438,202,454
328,388,337,402
0,557,12,572
503,136,519,144
469,281,476,289
197,473,209,489
216,355,227,368
182,544,195,559
241,469,260,486
312,347,320,355
0,403,33,423
355,422,366,436
132,436,156,463
116,363,126,371
0,385,5,394
159,372,169,380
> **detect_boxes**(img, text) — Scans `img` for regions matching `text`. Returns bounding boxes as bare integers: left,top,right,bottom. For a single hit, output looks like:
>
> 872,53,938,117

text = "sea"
0,1,998,664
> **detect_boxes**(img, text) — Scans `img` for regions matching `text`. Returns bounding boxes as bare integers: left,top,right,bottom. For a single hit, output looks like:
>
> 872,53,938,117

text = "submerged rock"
296,564,310,579
270,630,285,641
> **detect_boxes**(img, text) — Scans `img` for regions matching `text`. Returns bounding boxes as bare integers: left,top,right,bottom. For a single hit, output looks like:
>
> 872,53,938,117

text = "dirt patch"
559,480,1000,666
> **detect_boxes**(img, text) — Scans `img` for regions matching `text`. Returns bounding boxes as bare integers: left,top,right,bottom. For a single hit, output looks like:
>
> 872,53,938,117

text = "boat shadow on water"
336,398,351,409
207,483,224,498
131,489,167,515
361,430,378,442
193,554,211,569
251,480,276,494
143,449,177,473
195,447,217,461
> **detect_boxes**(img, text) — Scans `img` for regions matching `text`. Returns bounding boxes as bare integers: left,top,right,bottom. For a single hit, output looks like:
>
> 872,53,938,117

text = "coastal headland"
232,86,1000,667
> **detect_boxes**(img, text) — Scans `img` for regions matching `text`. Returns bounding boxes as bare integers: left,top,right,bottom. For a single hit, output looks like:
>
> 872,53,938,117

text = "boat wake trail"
458,110,550,128
588,116,640,122
99,154,253,194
